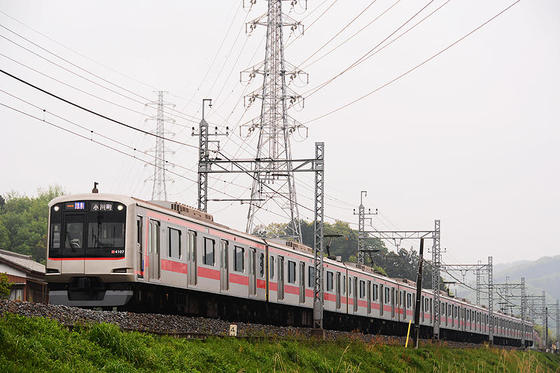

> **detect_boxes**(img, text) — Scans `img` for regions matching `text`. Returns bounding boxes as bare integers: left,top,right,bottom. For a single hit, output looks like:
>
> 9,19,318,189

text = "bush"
0,273,12,298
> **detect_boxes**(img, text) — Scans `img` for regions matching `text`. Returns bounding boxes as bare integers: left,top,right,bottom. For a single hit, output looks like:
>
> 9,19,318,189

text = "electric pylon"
146,91,175,201
241,0,308,241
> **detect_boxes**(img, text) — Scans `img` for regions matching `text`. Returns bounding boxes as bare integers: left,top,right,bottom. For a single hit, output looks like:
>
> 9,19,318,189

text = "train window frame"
287,260,296,284
359,280,365,299
168,227,181,259
326,271,333,292
384,287,390,304
233,246,244,272
203,237,215,266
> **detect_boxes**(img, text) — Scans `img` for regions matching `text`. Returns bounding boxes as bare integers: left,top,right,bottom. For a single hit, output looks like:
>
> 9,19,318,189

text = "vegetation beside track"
0,313,559,372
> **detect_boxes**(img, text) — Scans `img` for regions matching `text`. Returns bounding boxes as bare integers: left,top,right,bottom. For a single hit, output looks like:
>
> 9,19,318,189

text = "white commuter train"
46,193,533,346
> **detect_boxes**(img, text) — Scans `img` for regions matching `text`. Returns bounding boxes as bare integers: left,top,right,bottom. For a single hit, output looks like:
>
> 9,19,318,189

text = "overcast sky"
1,0,558,265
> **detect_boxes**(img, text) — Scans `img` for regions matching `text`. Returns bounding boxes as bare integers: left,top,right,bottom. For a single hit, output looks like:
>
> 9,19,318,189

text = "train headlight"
53,205,59,212
117,204,124,211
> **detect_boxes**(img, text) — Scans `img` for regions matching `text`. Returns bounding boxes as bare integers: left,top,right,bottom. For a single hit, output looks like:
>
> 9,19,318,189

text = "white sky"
0,0,558,265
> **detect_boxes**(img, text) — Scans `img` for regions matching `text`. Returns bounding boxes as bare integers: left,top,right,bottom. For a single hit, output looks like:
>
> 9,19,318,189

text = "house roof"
0,249,45,275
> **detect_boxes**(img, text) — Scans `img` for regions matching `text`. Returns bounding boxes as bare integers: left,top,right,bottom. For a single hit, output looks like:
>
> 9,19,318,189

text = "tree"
0,273,12,298
0,185,64,261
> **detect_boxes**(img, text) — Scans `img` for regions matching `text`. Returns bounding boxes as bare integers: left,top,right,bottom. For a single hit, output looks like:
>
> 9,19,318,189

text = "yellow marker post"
405,320,413,348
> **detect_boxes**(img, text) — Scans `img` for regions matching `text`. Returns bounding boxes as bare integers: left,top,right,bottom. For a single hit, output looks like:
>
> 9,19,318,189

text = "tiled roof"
0,249,45,274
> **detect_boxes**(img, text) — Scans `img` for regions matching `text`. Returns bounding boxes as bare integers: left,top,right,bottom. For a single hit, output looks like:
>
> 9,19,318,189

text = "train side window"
168,228,181,259
258,252,265,278
343,275,346,295
407,293,412,308
287,260,296,284
384,287,390,304
136,217,143,275
373,284,378,301
308,266,315,287
348,277,352,295
234,246,244,272
359,280,365,299
326,271,333,291
270,256,275,279
203,238,215,266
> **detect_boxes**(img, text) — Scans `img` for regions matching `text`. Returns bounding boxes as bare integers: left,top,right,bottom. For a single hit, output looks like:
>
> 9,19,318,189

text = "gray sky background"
0,0,558,265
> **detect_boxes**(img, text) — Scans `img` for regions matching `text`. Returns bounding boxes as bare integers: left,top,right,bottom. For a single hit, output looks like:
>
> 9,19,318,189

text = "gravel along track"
0,300,501,348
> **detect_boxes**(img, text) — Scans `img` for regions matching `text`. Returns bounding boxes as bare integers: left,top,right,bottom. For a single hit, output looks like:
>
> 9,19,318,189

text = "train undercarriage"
48,278,531,348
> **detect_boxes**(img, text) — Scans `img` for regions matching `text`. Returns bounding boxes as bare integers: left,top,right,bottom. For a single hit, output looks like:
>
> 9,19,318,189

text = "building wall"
0,263,26,277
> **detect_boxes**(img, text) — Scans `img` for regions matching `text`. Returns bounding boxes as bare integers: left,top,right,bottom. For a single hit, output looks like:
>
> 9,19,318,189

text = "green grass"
0,312,559,373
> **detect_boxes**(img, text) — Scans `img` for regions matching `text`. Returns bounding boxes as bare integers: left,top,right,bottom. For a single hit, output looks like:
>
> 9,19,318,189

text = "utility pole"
312,142,325,331
432,220,442,340
352,191,377,265
413,238,425,348
242,0,308,241
521,277,526,347
146,91,175,201
475,263,481,306
545,305,549,350
556,299,559,352
488,255,494,345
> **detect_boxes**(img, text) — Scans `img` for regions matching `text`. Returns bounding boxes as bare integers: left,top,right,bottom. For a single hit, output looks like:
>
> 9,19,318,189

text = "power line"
302,0,436,99
0,99,249,201
0,69,198,149
0,9,159,92
303,0,521,124
0,30,205,125
301,0,403,69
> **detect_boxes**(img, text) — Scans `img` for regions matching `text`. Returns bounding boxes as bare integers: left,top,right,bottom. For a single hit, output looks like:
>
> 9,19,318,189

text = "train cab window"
65,222,83,249
288,260,296,284
168,228,181,259
359,280,365,299
258,253,265,278
51,223,61,249
327,271,333,292
234,246,244,272
269,256,275,279
203,238,215,266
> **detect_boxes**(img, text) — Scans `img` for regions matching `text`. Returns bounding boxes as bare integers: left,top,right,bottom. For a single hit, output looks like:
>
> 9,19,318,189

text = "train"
45,192,533,346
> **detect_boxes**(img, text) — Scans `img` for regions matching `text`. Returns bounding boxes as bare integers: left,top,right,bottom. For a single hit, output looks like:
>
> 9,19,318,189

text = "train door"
379,284,384,316
277,256,284,300
220,240,229,291
249,248,256,296
336,272,341,310
353,277,358,312
61,212,86,274
299,262,305,303
148,220,160,281
136,216,143,279
367,281,371,314
187,231,197,286
391,287,395,319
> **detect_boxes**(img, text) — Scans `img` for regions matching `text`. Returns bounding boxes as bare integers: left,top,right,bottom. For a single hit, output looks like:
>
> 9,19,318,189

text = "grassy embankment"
0,313,559,373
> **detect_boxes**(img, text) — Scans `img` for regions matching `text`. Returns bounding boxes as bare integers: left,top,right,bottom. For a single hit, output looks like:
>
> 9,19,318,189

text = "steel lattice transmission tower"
146,91,175,201
242,0,308,241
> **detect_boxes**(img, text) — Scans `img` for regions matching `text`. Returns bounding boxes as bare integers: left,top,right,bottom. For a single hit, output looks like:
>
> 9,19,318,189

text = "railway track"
0,300,526,350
